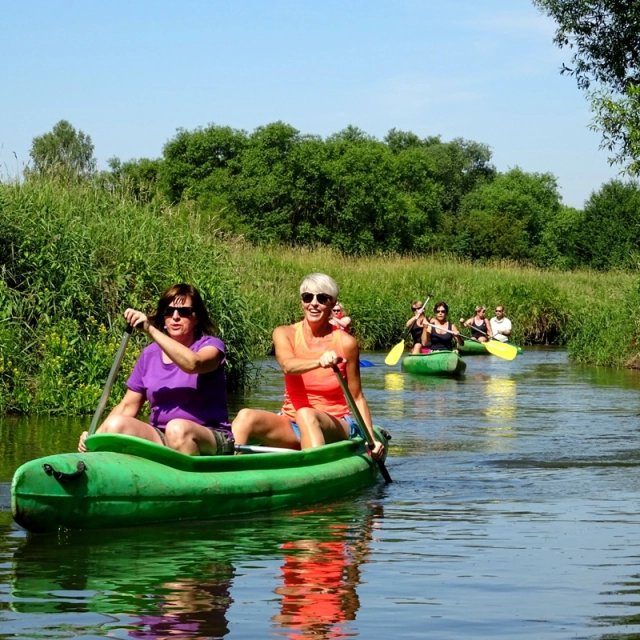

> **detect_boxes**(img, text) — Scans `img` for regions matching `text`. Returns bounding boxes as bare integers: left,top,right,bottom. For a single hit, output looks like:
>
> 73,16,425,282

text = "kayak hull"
459,340,523,355
401,351,466,376
11,428,389,533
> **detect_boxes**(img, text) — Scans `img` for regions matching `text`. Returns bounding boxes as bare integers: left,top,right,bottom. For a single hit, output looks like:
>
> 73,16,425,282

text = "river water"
2,348,640,639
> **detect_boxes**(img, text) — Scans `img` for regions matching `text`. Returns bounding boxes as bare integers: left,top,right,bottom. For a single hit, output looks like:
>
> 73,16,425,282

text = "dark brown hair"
433,301,449,314
151,283,215,338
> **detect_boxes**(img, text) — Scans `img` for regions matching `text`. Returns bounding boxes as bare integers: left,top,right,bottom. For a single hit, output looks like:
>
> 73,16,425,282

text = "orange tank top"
281,322,349,420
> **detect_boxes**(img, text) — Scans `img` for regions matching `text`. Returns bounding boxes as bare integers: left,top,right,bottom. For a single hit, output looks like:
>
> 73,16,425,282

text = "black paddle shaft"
87,324,134,436
332,364,392,484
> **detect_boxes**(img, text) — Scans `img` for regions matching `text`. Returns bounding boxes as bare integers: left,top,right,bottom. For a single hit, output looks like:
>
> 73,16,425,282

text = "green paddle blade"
385,340,406,366
485,339,518,361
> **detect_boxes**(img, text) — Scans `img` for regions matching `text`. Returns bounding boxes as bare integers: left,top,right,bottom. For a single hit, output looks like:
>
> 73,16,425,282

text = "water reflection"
5,498,382,639
273,507,378,639
483,376,516,444
383,373,404,420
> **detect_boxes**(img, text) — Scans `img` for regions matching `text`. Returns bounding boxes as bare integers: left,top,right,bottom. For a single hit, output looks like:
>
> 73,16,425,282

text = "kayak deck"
12,428,389,533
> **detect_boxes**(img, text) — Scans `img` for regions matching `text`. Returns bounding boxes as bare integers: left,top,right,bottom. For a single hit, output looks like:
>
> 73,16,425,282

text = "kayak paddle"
87,324,134,436
332,364,392,484
426,323,518,361
384,294,431,366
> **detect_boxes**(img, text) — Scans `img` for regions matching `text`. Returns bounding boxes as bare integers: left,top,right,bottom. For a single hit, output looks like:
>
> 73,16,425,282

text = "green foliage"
150,123,491,255
590,85,640,175
533,0,640,92
534,0,640,174
453,168,563,262
27,120,96,179
230,245,638,368
104,157,163,203
575,179,640,269
0,178,255,414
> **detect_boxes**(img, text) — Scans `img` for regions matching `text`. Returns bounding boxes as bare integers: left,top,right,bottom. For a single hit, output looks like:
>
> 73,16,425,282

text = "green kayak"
459,340,523,355
401,351,466,376
12,428,390,534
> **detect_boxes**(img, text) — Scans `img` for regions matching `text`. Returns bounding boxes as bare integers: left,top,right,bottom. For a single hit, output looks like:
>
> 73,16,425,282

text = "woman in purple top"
78,283,234,455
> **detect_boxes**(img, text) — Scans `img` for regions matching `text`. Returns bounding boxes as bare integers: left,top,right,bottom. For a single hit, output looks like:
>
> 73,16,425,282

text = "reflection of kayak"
459,340,523,355
9,497,381,620
401,351,466,376
11,428,390,533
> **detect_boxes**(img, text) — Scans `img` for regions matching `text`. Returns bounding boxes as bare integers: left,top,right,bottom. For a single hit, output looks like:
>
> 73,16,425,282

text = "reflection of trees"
272,505,382,639
9,528,235,639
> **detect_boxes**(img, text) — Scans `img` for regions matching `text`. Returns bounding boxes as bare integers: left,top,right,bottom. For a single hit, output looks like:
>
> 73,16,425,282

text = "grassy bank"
231,244,640,366
1,178,638,414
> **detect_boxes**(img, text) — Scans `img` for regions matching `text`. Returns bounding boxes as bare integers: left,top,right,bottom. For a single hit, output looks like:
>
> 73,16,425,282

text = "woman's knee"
295,407,319,428
99,415,129,434
164,420,192,443
232,409,260,436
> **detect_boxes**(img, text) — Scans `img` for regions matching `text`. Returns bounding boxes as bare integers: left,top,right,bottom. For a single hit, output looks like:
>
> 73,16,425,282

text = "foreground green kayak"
459,340,523,355
401,351,466,376
12,428,390,534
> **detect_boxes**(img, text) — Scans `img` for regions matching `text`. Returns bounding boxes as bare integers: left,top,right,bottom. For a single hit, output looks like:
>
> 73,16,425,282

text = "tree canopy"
534,0,640,174
28,120,96,179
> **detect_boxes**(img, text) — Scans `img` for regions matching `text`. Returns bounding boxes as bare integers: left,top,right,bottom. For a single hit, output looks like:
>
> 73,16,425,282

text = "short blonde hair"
475,305,486,313
299,273,339,300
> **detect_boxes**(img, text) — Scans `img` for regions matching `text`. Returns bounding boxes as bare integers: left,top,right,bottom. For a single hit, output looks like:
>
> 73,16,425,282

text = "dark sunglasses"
301,292,332,305
436,308,446,313
495,309,504,313
411,307,420,311
163,306,194,318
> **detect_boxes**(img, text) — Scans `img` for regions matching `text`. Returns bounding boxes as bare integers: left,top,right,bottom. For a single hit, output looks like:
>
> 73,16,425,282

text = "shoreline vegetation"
1,3,640,416
1,176,639,415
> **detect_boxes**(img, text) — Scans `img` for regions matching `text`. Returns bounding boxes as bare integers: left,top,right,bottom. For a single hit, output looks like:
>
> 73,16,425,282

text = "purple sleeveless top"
127,335,230,430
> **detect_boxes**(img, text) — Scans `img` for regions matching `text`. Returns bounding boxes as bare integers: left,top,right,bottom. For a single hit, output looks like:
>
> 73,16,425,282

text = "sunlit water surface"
2,348,640,639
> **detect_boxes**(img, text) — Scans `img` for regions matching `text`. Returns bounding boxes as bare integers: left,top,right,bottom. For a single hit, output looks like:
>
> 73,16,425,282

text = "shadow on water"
1,495,384,639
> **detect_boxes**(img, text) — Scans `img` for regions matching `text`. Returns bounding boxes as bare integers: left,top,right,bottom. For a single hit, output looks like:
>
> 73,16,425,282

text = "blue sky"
0,0,621,209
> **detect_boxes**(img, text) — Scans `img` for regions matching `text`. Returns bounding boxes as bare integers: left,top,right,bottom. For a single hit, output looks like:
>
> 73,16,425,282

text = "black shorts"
153,425,235,455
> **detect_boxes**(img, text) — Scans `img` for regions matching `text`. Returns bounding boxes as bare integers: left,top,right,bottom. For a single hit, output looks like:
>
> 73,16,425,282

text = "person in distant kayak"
490,305,512,343
406,301,430,354
330,302,352,333
460,305,493,342
78,283,234,455
422,302,464,351
232,273,384,458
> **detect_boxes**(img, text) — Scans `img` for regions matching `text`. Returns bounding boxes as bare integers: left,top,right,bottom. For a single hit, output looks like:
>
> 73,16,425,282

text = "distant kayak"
359,359,375,367
459,340,523,355
401,351,466,376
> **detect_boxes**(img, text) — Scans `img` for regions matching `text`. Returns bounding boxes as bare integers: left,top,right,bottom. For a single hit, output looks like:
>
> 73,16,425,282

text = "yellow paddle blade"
385,340,406,366
485,340,518,361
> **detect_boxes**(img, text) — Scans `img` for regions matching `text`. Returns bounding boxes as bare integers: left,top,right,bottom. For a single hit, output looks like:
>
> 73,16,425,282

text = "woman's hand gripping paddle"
385,295,431,366
332,365,392,484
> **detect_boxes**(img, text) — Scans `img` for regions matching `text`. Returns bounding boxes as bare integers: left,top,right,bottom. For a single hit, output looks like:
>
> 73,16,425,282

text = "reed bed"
0,177,638,414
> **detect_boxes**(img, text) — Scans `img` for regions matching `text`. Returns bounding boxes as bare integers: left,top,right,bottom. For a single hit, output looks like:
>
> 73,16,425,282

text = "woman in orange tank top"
232,273,384,457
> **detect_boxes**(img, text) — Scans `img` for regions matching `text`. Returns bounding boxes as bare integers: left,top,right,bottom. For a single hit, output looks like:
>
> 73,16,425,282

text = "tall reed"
1,177,638,415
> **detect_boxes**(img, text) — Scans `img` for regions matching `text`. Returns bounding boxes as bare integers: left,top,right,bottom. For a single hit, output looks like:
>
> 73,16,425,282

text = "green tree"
28,120,96,178
576,179,640,269
103,157,163,203
534,0,640,174
454,168,562,261
160,123,248,202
